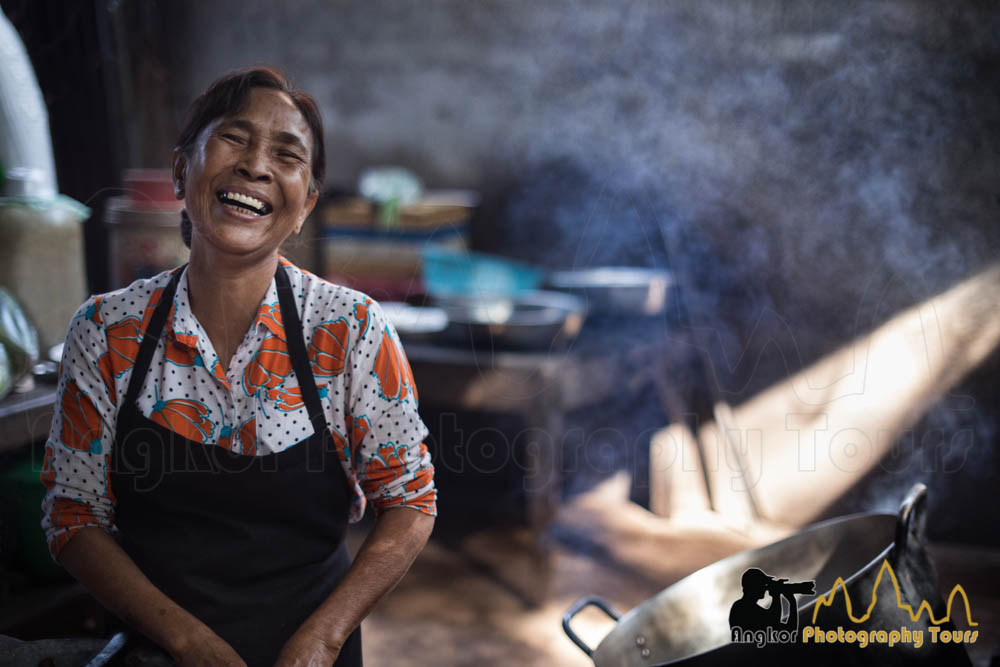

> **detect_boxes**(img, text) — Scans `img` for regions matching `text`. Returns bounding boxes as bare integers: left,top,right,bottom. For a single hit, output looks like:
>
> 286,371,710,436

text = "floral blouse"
41,258,436,557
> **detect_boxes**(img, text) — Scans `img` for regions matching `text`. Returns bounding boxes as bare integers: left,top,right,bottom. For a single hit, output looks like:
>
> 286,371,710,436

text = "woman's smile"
217,189,273,217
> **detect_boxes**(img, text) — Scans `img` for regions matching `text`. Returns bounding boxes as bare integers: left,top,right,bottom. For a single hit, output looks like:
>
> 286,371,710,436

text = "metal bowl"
431,290,587,350
380,302,449,342
544,267,672,316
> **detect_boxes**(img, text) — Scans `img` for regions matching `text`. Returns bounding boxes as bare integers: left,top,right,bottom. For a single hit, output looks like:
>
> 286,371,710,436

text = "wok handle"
562,595,622,657
85,632,128,667
894,482,928,556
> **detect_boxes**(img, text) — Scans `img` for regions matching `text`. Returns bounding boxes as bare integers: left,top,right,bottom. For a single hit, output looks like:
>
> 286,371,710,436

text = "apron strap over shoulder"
275,264,329,438
122,265,186,408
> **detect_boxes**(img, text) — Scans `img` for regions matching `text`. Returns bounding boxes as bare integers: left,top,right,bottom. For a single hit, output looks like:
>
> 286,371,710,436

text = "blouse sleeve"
40,296,118,559
346,300,436,518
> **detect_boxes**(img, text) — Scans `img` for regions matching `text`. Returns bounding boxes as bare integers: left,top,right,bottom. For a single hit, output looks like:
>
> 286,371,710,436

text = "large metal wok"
564,484,973,666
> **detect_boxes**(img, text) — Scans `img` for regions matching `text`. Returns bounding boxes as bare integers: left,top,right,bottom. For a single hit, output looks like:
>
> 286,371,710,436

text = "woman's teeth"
224,202,260,216
218,191,270,215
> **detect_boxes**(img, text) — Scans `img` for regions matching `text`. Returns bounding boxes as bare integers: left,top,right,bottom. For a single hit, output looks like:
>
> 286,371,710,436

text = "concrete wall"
119,0,1000,542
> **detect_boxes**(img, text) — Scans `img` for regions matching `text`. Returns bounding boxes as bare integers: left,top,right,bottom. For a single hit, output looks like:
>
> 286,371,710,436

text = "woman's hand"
171,625,247,667
273,624,341,667
56,528,246,666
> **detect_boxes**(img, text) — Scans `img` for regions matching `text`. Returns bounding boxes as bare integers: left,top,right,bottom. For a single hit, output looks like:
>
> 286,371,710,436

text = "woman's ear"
296,189,320,234
171,150,187,199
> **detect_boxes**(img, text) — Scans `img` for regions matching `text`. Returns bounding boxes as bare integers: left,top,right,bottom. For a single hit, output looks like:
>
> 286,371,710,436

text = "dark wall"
126,0,1000,377
37,1,1000,540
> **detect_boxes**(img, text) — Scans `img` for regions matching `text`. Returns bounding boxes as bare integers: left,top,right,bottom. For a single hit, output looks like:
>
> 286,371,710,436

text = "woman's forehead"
215,88,312,143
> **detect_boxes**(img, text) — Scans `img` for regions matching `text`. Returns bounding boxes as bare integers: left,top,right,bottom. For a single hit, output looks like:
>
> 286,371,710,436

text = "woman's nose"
235,145,272,181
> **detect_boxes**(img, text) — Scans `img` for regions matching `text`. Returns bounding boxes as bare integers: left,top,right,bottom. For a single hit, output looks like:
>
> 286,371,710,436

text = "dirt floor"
354,473,998,666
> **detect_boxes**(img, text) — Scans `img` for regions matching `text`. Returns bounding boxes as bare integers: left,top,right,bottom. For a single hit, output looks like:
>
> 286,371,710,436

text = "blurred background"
0,1,998,665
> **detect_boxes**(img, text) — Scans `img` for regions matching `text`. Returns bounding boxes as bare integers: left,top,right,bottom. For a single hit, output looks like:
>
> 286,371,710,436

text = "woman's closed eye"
278,149,305,162
220,132,247,144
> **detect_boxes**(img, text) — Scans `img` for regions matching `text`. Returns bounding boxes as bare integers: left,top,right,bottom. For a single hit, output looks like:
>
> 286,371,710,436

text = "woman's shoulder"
72,268,178,331
282,258,387,320
282,260,392,352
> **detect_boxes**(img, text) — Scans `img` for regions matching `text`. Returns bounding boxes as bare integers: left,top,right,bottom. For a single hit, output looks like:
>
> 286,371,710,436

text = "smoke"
136,0,1000,536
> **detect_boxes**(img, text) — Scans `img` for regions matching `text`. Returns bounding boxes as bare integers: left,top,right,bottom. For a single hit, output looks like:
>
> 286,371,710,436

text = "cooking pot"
563,484,973,666
543,267,672,317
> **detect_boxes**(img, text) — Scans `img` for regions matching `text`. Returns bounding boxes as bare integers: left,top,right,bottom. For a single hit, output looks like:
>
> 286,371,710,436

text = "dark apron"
110,264,362,667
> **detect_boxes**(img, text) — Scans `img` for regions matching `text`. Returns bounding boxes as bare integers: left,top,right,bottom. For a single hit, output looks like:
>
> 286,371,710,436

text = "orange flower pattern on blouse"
209,358,231,390
103,316,143,378
360,441,434,514
329,425,349,460
95,352,117,405
309,318,350,378
60,380,105,454
218,417,257,455
139,287,170,332
150,392,215,442
256,302,283,337
46,497,101,555
363,441,411,490
41,260,435,558
372,325,417,403
353,298,372,338
84,295,104,325
347,414,372,450
40,443,56,488
404,467,435,495
163,343,202,367
267,383,329,412
243,336,293,395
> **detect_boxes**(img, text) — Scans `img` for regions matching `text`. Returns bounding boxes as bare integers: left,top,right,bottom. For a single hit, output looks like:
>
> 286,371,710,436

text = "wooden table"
403,338,667,603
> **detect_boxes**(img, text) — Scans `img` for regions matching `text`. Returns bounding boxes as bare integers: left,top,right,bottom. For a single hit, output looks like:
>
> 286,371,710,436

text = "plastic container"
0,8,58,200
420,246,543,297
105,195,188,288
0,196,89,348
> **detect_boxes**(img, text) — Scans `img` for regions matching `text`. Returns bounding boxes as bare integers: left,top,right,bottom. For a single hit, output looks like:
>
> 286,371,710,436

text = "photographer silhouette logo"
729,568,816,647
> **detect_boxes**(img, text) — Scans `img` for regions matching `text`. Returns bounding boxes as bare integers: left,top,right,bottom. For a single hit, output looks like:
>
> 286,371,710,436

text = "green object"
0,449,71,580
359,166,421,231
376,197,402,229
0,342,10,401
0,287,39,380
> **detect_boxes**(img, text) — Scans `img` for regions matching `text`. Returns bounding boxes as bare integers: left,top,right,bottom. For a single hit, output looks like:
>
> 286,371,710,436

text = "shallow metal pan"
431,290,586,350
544,267,672,317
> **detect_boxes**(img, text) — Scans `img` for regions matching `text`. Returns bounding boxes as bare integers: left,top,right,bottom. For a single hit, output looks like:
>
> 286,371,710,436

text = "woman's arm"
275,507,434,666
59,527,246,666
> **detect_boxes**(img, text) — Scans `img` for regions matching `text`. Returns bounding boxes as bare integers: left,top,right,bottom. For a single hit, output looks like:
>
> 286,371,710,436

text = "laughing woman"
40,67,436,667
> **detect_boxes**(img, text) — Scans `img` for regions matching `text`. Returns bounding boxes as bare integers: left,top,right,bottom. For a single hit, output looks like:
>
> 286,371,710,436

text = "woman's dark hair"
176,67,325,247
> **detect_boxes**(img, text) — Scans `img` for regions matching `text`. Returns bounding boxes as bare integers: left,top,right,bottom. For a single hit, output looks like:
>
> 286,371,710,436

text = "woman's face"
172,87,319,260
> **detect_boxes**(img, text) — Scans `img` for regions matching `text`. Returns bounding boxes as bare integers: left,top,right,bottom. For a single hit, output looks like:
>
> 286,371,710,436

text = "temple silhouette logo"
729,560,980,650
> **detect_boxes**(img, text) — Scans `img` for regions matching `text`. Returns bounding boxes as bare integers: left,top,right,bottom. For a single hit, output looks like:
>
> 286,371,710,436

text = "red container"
123,169,182,209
